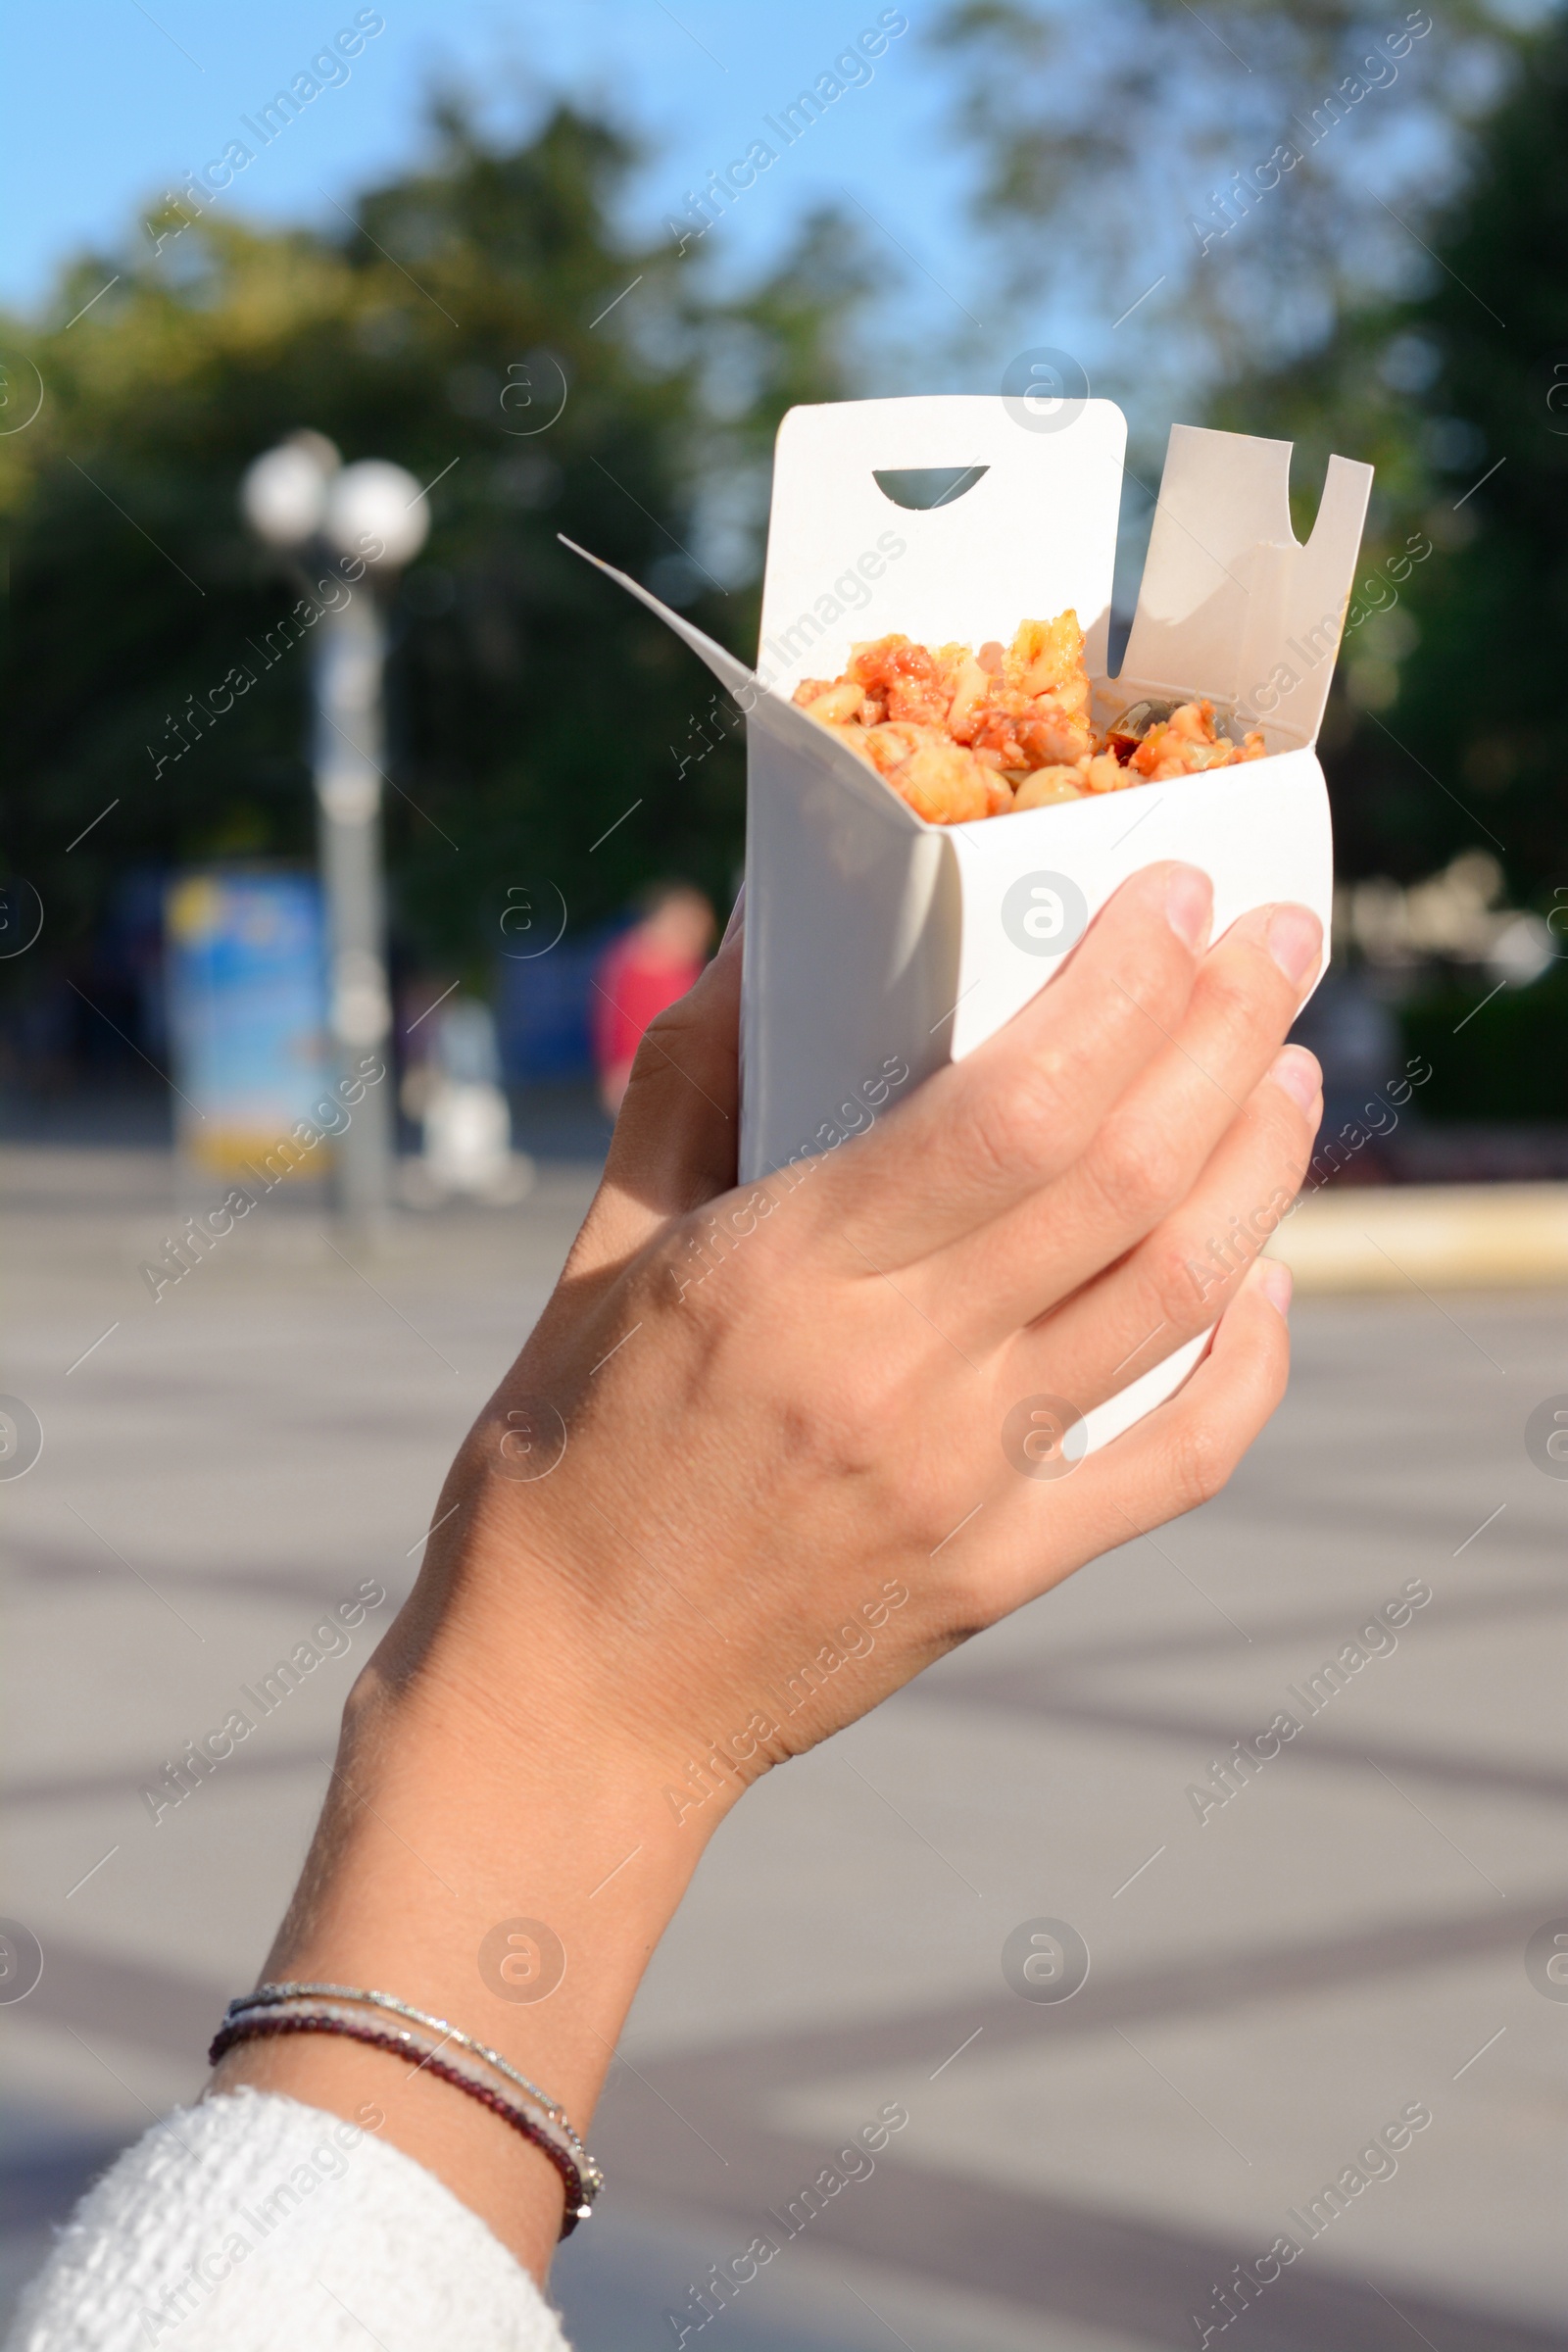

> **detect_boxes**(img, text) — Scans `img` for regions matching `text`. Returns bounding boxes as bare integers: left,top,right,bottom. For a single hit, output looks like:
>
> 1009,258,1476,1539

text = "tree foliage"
1355,21,1568,900
930,0,1530,414
0,101,863,1003
1201,10,1568,899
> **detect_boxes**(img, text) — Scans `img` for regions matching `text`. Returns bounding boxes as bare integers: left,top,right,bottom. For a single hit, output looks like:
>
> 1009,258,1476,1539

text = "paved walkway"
2,1143,1565,2350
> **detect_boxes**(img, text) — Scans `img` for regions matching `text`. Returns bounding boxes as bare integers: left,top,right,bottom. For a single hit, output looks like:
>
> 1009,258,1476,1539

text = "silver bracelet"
228,1982,595,2177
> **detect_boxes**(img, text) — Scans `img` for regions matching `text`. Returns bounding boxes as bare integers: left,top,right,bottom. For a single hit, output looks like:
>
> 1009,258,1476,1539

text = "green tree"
931,0,1527,416
1343,17,1568,900
0,100,862,1012
1194,8,1568,901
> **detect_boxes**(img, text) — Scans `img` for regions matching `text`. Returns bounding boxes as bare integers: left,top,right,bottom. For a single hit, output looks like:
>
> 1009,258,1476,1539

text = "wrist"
387,1476,773,1854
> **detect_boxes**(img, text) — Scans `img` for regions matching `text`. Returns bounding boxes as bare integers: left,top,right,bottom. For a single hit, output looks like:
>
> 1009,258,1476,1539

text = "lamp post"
239,434,429,1235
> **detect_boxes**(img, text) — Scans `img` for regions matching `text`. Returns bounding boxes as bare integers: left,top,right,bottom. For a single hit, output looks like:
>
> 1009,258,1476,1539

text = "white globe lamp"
239,431,340,549
324,459,430,569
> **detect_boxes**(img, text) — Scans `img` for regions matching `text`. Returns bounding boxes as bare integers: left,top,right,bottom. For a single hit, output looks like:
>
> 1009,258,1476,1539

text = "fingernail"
719,883,746,950
1266,905,1322,990
1268,1045,1322,1117
1164,864,1213,954
1252,1256,1293,1317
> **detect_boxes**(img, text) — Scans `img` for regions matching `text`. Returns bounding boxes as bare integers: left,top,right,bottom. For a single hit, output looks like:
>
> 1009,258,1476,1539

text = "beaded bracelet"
219,1991,585,2166
210,1987,602,2238
228,1981,586,2157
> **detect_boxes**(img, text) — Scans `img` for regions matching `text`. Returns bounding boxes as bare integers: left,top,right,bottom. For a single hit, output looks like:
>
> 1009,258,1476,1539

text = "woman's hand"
425,858,1317,1767
217,862,1321,2278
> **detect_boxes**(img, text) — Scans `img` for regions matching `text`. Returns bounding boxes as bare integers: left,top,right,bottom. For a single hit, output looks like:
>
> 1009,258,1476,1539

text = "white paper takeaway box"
566,394,1370,1443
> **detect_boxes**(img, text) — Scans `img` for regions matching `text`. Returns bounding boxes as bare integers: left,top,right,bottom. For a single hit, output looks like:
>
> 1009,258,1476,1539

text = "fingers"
975,1255,1293,1622
924,898,1322,1345
568,904,744,1280
1003,1043,1319,1412
815,861,1216,1266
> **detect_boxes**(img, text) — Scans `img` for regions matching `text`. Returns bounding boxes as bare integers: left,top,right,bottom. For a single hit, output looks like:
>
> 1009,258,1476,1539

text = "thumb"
577,893,745,1271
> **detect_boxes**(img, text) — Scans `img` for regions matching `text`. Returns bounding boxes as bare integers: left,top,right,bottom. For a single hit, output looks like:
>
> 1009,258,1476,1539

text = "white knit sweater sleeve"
3,2087,572,2352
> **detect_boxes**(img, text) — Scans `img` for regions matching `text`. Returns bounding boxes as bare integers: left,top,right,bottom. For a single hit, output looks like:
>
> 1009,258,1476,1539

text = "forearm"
213,1566,710,2283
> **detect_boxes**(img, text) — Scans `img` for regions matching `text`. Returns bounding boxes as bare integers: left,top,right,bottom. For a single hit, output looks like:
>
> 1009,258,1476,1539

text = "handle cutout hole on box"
872,465,990,512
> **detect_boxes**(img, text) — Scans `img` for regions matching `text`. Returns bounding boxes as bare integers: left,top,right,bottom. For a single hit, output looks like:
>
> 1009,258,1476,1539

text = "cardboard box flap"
559,534,919,829
558,533,755,698
1117,423,1373,746
760,395,1127,692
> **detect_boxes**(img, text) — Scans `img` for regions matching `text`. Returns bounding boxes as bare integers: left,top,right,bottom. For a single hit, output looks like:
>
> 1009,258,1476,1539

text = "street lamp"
240,432,429,1234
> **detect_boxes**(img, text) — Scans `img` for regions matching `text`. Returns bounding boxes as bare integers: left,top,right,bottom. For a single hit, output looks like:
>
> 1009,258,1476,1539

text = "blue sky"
2,2,986,349
4,1,1510,502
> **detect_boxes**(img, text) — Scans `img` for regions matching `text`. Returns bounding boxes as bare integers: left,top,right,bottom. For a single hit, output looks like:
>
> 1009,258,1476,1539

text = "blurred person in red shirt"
592,883,715,1112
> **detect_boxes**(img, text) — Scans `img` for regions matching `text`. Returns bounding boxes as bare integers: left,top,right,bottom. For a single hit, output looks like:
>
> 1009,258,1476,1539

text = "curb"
1269,1181,1568,1293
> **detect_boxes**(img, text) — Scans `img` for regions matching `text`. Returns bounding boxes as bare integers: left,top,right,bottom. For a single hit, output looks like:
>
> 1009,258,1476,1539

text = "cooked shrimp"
858,722,996,823
793,677,867,725
1005,612,1088,705
945,655,993,744
1019,710,1095,766
846,636,953,729
1011,764,1087,810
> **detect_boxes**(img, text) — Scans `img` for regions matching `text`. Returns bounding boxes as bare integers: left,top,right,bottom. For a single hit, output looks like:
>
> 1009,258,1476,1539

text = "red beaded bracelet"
209,2010,590,2236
